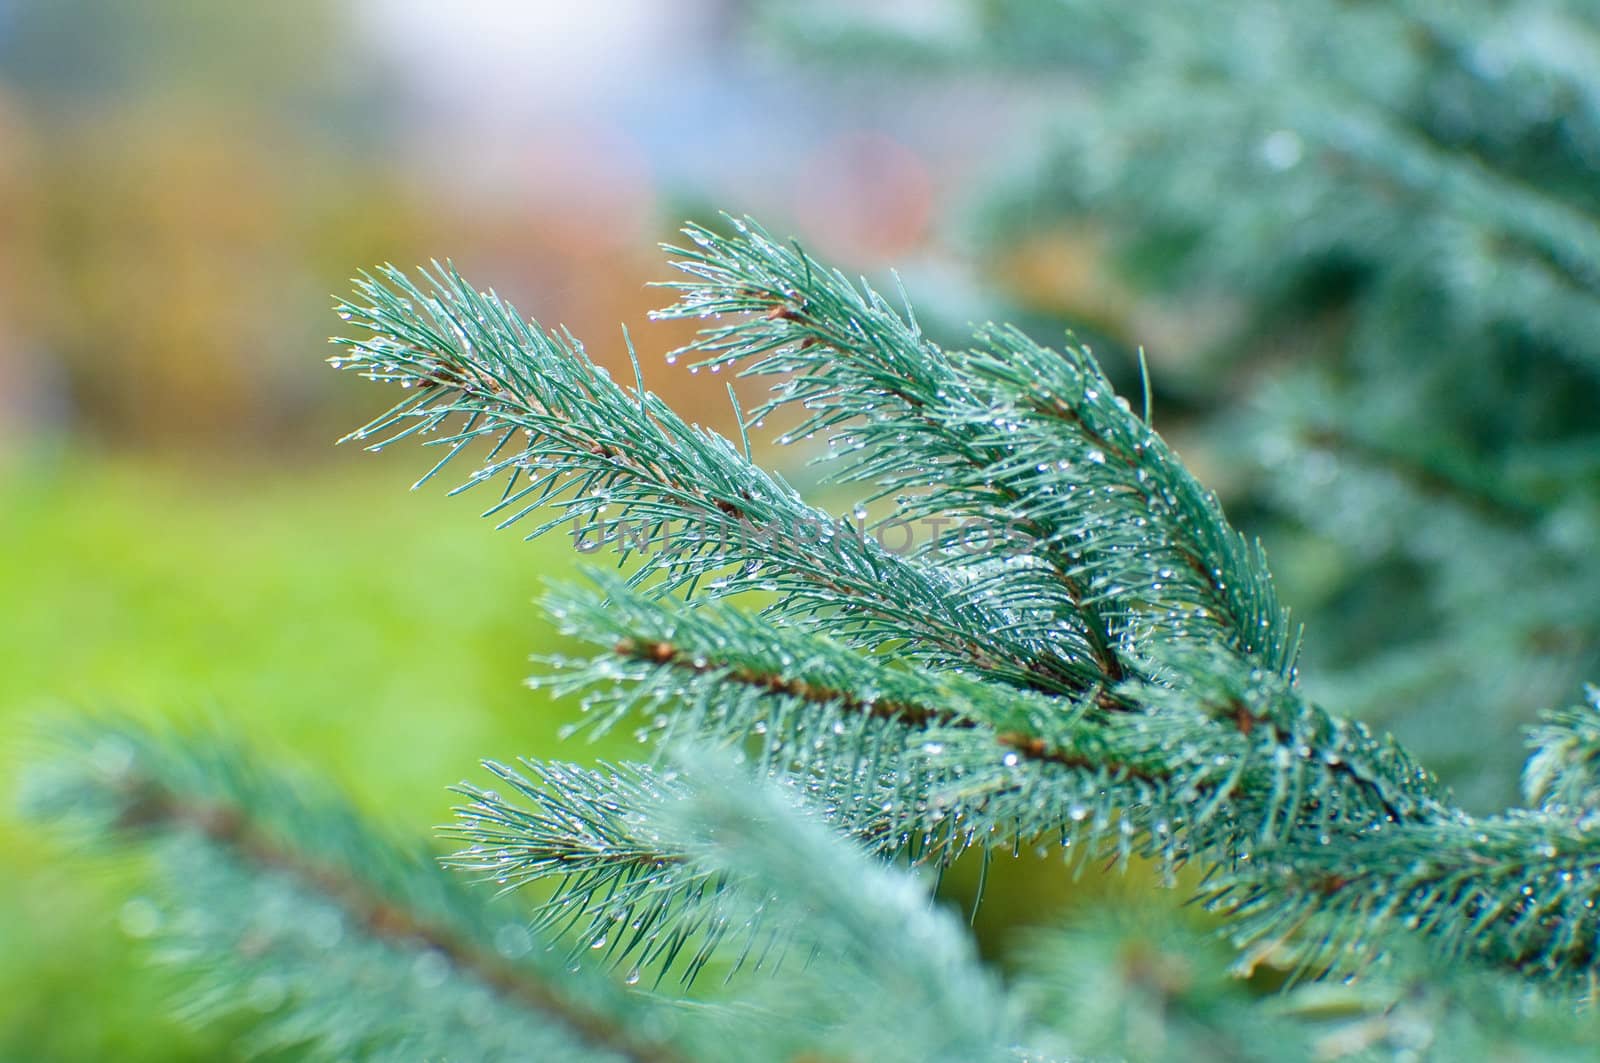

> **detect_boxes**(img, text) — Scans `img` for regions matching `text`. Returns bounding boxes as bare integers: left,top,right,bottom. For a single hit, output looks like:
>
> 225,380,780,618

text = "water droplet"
247,974,288,1011
119,898,161,939
494,924,532,958
1260,129,1304,171
307,909,344,949
91,737,135,779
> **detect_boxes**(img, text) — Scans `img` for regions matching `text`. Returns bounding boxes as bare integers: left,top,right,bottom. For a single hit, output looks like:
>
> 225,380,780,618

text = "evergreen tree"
24,217,1600,1059
767,0,1600,810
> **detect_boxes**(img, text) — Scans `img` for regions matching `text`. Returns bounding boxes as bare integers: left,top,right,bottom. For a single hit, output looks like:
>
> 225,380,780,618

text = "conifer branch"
21,721,693,1063
1524,686,1600,814
448,577,1446,978
654,751,1022,1062
1012,903,1600,1059
1012,910,1318,1062
1299,425,1540,528
1210,809,1600,984
656,219,1299,677
964,1,1600,375
24,2,1600,1054
451,750,1027,1060
331,230,1595,993
331,264,1088,695
448,760,740,987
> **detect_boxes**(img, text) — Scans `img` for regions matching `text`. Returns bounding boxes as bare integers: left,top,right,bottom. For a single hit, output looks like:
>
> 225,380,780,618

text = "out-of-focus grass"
0,449,604,1061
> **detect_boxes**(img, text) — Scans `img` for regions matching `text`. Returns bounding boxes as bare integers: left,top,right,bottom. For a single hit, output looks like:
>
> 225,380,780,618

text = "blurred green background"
0,3,1097,1057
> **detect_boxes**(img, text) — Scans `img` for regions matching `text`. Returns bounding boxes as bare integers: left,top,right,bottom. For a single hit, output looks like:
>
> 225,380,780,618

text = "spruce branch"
23,3,1600,1054
830,0,1600,808
1013,906,1600,1061
1207,691,1600,988
451,750,1028,1061
1297,423,1541,529
447,577,1443,981
651,750,1022,1063
447,759,744,987
21,720,694,1063
656,218,1299,678
1209,809,1600,986
330,263,1086,694
546,574,1435,837
1012,911,1317,1062
1524,686,1600,815
959,0,1600,376
331,229,1597,991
